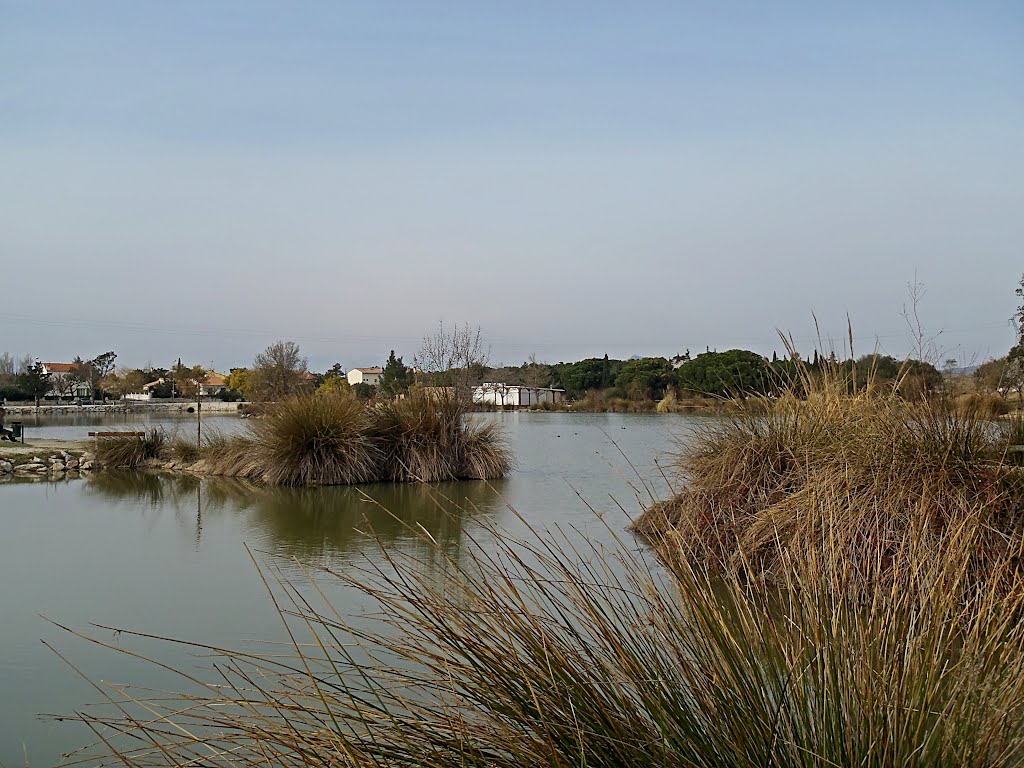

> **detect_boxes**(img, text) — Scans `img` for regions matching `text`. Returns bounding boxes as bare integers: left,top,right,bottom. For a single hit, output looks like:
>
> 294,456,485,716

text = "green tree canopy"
380,350,413,397
552,356,625,398
614,358,673,400
676,350,771,398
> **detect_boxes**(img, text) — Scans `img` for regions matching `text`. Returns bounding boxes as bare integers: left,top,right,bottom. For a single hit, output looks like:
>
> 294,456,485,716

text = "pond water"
7,411,248,441
0,412,698,765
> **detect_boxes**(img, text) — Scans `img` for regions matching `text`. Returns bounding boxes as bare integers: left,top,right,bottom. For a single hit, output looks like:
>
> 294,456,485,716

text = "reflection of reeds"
56,515,1024,767
82,470,501,557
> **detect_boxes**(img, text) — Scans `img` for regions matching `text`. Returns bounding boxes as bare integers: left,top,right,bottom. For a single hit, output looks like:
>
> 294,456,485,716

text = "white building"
347,367,383,387
473,383,566,408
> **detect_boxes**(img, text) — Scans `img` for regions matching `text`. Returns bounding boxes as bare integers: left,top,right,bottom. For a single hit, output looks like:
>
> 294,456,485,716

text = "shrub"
632,366,1024,595
93,428,166,469
252,394,381,486
371,393,512,482
168,434,202,462
953,392,1011,419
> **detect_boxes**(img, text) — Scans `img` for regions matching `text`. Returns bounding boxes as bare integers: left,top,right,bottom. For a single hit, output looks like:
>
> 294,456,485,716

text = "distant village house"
40,362,92,399
348,367,383,387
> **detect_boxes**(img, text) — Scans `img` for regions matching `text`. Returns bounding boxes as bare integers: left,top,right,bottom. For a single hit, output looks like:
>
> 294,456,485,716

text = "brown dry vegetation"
57,511,1024,768
633,363,1024,595
61,355,1024,766
161,392,511,486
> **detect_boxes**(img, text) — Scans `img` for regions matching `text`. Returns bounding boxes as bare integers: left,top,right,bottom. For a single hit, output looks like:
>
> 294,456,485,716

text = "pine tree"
380,350,413,396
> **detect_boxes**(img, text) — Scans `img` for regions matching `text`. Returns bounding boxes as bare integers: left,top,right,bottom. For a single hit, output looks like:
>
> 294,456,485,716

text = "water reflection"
83,472,508,561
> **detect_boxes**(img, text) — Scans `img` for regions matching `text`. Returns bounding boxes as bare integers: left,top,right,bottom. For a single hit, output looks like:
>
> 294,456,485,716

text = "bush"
199,393,511,487
632,364,1024,596
953,392,1011,419
93,428,166,469
371,392,512,482
168,434,202,462
252,394,381,486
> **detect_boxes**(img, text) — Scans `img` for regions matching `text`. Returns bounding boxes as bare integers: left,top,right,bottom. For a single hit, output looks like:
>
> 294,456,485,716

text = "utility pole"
197,379,202,446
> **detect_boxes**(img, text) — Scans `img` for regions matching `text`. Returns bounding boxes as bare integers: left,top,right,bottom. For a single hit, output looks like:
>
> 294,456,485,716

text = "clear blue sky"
2,1,1021,371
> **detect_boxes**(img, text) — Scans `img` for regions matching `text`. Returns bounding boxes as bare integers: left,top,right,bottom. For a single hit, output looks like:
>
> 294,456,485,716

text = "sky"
1,1,1022,373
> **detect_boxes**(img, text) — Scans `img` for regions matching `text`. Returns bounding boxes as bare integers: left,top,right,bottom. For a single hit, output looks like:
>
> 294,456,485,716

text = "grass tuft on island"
98,392,513,486
631,359,1024,595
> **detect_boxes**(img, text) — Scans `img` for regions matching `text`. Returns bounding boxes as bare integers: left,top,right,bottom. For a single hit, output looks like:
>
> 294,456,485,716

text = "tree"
18,361,51,405
414,322,489,401
169,362,207,399
379,351,413,397
316,375,352,398
552,357,624,398
523,354,552,390
251,341,308,402
0,353,15,381
88,351,118,399
1006,357,1024,401
1016,273,1024,348
52,356,90,398
227,368,254,400
676,350,771,398
975,357,1008,394
352,382,377,401
614,358,673,400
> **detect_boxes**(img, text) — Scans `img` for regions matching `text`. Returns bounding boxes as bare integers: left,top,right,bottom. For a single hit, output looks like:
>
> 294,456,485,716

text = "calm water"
0,412,697,765
7,410,248,441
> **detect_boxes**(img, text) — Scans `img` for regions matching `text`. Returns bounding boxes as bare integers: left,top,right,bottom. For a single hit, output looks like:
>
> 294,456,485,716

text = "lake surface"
7,410,249,441
0,412,698,765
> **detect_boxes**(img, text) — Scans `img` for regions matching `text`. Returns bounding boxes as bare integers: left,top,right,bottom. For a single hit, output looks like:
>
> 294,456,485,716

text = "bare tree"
414,321,490,400
0,353,15,381
900,276,942,364
251,341,309,402
523,353,552,389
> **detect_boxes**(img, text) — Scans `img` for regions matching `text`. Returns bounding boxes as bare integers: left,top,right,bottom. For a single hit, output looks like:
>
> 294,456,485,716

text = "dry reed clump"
93,428,166,469
199,393,511,486
202,433,265,478
370,393,512,481
251,394,381,486
56,516,1024,767
167,434,202,462
633,376,1024,593
954,392,1011,419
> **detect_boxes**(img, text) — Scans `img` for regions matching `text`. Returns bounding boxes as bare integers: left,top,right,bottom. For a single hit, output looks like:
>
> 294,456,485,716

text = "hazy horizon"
3,2,1021,373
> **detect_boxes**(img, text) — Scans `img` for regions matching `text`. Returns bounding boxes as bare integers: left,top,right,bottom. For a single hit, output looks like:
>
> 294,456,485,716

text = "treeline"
485,350,945,402
0,353,51,402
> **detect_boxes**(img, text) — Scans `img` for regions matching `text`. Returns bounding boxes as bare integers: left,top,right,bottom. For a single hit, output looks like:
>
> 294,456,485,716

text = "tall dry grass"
371,392,512,481
254,394,382,485
200,392,511,486
93,429,166,469
632,358,1024,594
54,513,1024,767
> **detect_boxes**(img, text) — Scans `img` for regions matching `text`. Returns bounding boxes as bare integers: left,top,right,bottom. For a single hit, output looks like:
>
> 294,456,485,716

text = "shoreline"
0,400,246,415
